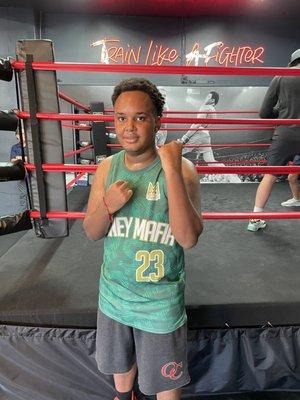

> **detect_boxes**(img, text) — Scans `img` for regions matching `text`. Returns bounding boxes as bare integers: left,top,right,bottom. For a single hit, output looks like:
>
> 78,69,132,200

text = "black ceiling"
0,0,300,17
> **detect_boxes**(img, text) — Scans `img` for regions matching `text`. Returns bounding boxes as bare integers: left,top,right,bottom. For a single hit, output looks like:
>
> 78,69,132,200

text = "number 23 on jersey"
135,249,165,282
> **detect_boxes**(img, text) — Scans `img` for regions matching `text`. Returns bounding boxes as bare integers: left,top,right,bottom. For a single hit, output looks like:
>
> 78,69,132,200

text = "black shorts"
95,308,190,395
267,136,300,167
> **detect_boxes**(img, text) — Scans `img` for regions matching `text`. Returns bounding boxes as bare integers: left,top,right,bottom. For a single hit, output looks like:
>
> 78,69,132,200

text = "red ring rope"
195,165,300,174
66,172,86,189
14,60,300,223
196,159,267,165
11,61,300,77
105,109,259,115
24,163,300,174
29,210,300,220
107,143,270,148
64,144,94,159
17,111,300,126
62,123,91,131
105,126,274,132
58,91,91,113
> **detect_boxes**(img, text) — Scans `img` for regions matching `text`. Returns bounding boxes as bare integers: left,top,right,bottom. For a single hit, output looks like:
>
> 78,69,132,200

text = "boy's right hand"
104,180,133,214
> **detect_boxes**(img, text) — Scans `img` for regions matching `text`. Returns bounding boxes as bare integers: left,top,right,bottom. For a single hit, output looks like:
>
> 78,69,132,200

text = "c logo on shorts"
161,361,183,380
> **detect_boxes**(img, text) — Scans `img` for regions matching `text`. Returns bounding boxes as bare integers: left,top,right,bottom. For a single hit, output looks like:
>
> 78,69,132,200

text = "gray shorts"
95,308,190,395
267,136,300,168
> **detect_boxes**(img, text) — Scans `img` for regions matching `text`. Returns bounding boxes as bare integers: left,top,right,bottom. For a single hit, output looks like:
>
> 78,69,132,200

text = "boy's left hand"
157,140,183,174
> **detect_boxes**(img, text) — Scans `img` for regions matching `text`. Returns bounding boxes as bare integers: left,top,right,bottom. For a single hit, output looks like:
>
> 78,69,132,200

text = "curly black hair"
112,78,165,117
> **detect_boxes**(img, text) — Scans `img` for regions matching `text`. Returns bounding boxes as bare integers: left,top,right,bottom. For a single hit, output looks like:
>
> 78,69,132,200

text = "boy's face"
114,90,161,155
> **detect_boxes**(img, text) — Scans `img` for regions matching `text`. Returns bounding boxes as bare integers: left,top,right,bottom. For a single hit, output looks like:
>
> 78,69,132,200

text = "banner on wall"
87,35,268,184
90,38,265,67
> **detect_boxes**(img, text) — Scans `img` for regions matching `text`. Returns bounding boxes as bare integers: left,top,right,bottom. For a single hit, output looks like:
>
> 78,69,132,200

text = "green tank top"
99,150,186,334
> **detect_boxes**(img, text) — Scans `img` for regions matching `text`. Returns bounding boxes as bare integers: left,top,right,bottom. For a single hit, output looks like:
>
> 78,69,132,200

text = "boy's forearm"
83,204,112,240
165,171,202,249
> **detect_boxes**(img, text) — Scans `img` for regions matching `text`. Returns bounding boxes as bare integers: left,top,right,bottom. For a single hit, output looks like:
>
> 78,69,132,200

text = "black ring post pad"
0,211,32,236
0,160,26,182
16,39,68,239
0,57,13,82
0,110,18,131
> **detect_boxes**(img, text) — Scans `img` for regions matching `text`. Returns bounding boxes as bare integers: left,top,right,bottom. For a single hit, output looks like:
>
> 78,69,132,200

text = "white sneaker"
281,198,300,207
247,219,267,232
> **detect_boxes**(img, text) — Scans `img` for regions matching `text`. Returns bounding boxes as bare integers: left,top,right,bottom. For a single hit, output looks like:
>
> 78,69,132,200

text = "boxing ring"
1,40,300,399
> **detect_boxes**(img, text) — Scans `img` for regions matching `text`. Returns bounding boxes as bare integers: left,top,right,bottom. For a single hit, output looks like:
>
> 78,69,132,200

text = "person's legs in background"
247,174,277,232
253,174,278,210
281,173,300,206
281,155,300,206
248,138,287,232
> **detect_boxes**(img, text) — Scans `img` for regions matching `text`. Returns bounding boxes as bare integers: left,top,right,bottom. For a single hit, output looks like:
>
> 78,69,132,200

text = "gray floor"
187,183,300,306
1,183,300,399
0,183,300,327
